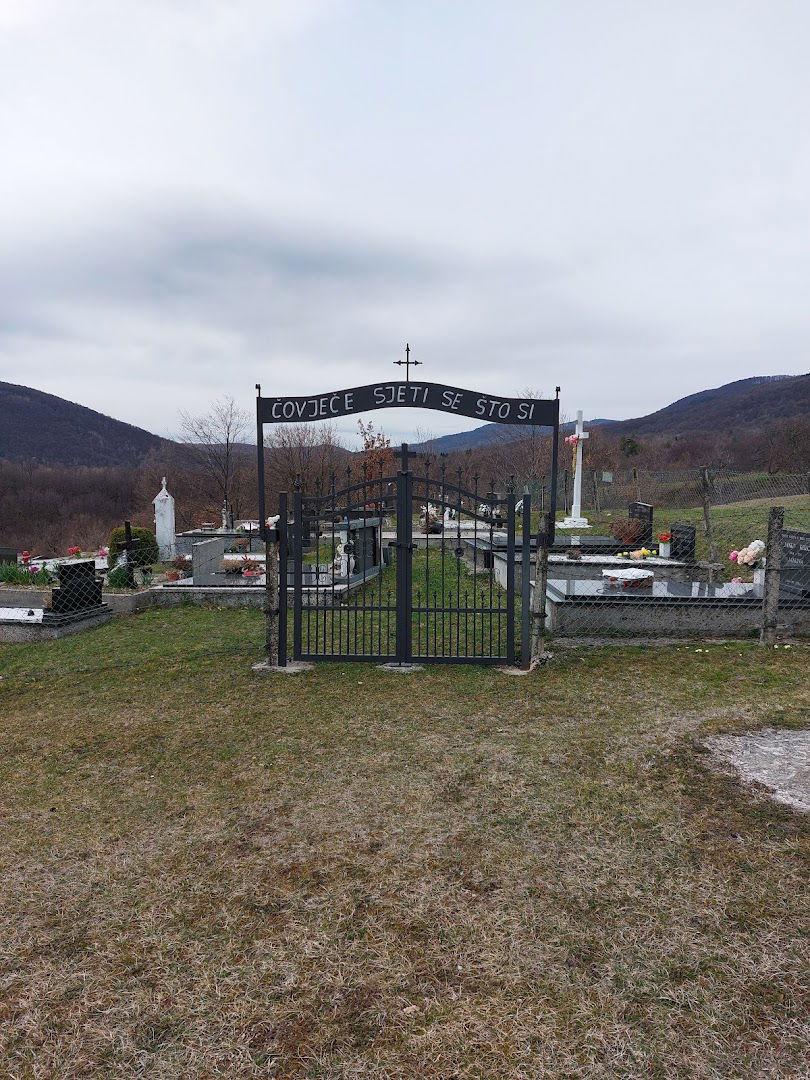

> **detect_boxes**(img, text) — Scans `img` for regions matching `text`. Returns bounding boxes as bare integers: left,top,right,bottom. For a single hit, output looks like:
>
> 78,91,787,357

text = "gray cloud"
1,1,809,444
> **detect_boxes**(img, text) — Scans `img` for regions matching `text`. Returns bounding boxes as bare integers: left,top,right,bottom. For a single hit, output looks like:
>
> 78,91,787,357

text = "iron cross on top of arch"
393,343,421,382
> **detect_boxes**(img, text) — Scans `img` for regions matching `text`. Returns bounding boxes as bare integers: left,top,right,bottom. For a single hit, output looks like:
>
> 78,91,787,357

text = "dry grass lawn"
0,608,808,1078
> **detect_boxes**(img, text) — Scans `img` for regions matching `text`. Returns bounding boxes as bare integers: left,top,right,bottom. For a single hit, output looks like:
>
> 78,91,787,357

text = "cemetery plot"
537,502,810,641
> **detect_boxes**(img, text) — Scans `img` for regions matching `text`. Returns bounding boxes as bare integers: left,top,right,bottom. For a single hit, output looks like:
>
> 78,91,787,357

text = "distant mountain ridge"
0,381,166,466
606,374,809,437
414,374,809,453
1,373,807,466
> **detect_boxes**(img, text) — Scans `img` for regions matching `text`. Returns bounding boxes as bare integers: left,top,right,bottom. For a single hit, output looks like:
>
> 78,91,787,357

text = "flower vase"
753,567,765,587
658,542,670,559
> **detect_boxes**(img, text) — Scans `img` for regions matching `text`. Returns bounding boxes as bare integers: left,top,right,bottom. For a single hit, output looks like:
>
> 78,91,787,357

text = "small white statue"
333,541,356,579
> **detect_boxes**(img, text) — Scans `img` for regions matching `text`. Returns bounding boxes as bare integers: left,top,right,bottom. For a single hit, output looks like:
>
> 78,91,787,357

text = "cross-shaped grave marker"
559,410,591,529
119,519,140,589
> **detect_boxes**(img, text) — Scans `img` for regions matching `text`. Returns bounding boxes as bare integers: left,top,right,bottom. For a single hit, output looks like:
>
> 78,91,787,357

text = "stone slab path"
705,728,810,813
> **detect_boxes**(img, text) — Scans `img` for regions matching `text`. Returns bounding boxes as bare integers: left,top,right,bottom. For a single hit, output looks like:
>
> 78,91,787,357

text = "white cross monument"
153,477,177,560
559,411,591,529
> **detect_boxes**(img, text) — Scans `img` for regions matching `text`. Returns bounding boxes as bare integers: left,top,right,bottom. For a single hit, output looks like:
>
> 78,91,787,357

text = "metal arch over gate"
256,374,560,667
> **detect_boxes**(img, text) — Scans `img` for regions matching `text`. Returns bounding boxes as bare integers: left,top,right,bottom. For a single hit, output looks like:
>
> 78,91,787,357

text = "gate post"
264,495,283,667
506,491,516,664
293,489,304,660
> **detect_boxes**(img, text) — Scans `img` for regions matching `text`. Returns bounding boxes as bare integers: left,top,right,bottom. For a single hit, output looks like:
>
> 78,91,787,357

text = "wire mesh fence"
2,468,808,649
524,470,810,646
0,519,158,628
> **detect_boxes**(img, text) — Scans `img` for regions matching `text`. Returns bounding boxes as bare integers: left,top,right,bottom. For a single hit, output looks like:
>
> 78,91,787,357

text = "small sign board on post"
781,529,810,596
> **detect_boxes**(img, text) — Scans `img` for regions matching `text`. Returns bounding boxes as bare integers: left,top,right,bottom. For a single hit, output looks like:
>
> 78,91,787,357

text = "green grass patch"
1,609,807,1077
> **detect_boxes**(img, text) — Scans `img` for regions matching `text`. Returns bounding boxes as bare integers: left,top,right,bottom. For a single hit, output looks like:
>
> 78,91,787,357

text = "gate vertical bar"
292,490,303,660
278,491,288,667
520,492,531,666
404,467,414,662
506,491,516,664
395,452,409,664
546,390,561,547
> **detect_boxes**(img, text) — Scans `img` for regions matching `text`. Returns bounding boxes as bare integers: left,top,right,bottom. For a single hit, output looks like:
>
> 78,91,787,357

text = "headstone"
153,478,176,561
49,560,102,614
0,546,17,564
628,502,653,547
191,536,225,585
782,529,810,596
670,522,696,562
335,518,381,578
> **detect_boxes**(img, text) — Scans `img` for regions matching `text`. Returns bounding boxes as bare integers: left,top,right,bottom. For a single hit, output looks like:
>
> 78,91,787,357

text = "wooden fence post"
760,506,784,646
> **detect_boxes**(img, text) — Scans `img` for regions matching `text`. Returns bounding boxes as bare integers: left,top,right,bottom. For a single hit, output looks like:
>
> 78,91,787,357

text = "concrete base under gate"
251,660,314,674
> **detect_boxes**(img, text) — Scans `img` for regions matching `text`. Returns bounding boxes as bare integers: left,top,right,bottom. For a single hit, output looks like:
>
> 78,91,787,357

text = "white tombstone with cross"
153,477,177,560
558,411,591,530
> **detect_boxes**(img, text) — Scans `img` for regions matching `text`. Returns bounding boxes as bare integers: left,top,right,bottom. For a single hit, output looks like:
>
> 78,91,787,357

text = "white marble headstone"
153,477,176,561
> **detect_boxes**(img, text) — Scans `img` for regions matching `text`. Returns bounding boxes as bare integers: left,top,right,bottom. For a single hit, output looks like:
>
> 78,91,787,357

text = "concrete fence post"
760,506,784,646
701,467,719,584
530,514,551,666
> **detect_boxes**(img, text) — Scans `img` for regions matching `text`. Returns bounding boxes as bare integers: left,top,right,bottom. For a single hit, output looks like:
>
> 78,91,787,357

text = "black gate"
282,452,531,666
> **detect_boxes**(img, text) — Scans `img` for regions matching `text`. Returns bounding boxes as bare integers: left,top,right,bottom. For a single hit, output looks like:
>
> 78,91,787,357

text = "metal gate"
281,458,531,666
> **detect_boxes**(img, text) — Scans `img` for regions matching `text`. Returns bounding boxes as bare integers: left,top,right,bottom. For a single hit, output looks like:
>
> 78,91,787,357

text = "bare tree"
265,421,346,495
489,387,558,492
178,396,250,520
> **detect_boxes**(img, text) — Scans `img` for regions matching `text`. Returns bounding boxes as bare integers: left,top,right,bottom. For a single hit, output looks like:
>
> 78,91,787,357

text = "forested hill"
0,381,166,466
607,374,810,437
415,374,810,453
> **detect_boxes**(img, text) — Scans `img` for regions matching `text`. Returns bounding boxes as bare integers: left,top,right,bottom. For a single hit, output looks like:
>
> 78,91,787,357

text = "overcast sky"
1,0,808,446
